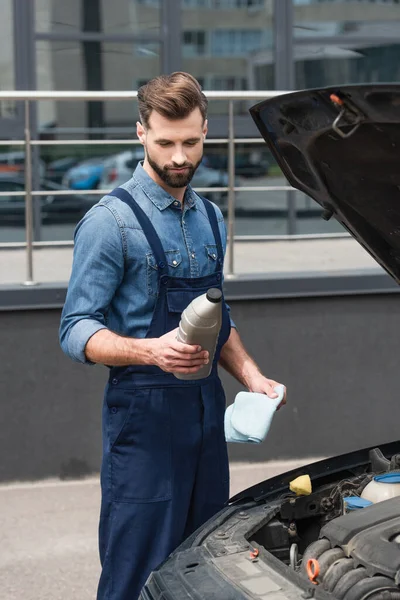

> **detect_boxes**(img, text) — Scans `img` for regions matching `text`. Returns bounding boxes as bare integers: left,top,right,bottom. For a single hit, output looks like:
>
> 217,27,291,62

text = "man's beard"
146,149,202,188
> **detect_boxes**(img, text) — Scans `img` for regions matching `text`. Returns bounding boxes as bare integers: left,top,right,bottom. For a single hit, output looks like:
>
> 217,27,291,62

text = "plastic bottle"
174,288,222,380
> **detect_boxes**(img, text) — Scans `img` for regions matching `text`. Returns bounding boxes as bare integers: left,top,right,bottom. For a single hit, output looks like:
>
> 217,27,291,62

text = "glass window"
183,0,265,6
36,40,160,131
0,0,16,118
102,0,160,35
134,41,160,58
294,0,400,88
295,43,400,89
36,0,82,34
36,1,161,36
294,0,400,6
211,29,266,57
214,0,264,7
183,0,210,6
211,76,247,90
183,31,207,57
183,1,273,94
0,0,15,89
36,39,160,94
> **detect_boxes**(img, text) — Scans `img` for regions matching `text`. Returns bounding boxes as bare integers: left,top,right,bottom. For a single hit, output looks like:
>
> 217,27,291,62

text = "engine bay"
250,448,400,600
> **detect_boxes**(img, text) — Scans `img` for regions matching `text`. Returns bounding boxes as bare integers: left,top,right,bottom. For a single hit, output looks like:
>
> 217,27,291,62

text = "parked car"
46,156,80,185
62,156,107,190
0,151,46,180
0,175,97,225
204,149,270,178
191,162,231,208
98,148,145,190
139,83,400,599
100,149,231,208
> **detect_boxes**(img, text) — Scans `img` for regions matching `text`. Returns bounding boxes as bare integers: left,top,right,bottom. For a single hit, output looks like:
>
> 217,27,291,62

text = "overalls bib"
97,187,231,600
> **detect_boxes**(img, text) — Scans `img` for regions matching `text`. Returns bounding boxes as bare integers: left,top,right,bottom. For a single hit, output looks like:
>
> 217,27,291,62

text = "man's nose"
171,147,187,165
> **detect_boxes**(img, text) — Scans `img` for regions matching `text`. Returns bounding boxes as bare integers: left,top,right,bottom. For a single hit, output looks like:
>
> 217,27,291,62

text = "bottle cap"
374,472,400,484
206,288,222,303
343,496,373,510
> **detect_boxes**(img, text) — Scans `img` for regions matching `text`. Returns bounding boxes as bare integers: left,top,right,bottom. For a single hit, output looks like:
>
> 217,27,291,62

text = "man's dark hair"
137,72,208,128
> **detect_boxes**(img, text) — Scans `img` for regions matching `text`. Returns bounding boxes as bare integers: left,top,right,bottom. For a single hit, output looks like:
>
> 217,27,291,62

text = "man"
60,72,286,599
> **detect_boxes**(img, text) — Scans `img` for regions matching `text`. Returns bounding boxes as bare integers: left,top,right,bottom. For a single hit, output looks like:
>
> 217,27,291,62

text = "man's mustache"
164,164,193,170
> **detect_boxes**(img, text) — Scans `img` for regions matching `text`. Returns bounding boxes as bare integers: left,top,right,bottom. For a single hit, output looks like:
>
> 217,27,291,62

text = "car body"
0,151,46,180
46,156,80,185
141,441,400,599
62,156,107,190
98,148,145,190
139,83,400,598
0,175,97,225
204,149,270,178
191,162,230,208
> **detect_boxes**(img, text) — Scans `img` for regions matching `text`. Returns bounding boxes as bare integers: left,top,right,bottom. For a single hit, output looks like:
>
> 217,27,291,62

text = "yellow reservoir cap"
289,474,312,496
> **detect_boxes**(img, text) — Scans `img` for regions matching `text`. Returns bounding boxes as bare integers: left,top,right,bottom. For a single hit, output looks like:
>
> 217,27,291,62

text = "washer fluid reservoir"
361,472,400,503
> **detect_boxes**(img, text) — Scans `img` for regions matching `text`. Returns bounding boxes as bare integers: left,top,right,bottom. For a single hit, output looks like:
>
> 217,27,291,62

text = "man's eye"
158,142,172,147
185,141,198,146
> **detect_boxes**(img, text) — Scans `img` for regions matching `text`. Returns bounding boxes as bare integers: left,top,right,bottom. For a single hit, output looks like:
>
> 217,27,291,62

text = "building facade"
1,0,400,136
0,0,399,241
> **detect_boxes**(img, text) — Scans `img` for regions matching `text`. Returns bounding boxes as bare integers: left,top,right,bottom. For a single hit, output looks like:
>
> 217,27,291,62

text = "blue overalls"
97,187,231,600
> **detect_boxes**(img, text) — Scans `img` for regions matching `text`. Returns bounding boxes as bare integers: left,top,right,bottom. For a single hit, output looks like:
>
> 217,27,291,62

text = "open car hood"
250,84,400,284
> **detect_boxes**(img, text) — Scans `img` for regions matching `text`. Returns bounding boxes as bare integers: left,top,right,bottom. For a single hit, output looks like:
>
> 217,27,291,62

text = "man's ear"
136,121,146,145
203,119,208,139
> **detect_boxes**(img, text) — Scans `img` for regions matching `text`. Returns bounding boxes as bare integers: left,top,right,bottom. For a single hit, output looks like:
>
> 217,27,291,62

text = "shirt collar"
132,162,198,211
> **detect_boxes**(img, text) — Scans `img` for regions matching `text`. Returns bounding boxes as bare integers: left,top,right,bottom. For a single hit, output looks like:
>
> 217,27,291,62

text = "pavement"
0,237,380,286
0,458,319,600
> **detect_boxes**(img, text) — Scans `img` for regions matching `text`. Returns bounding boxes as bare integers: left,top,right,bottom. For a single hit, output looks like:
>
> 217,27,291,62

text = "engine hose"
314,548,346,583
333,568,368,599
323,557,355,592
301,539,331,576
343,576,397,600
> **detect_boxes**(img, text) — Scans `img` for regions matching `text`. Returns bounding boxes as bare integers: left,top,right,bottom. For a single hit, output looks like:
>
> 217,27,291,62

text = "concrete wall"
1,290,400,482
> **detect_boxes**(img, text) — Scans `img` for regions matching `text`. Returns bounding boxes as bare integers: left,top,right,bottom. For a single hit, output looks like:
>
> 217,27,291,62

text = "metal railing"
0,90,347,285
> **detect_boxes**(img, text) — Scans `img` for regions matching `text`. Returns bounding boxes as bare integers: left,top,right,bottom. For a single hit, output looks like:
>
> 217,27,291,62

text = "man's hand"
149,328,209,375
247,374,287,409
218,328,287,409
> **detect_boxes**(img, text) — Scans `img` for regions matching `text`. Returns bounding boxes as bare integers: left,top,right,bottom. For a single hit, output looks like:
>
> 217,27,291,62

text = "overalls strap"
110,187,168,275
199,196,224,271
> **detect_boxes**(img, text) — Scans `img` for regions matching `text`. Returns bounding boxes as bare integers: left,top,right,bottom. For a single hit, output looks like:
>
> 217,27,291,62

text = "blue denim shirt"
59,163,233,364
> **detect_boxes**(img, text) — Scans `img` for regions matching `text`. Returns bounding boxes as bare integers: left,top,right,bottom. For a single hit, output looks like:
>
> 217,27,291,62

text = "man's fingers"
170,357,209,367
172,340,205,354
169,342,208,359
276,387,287,410
162,329,208,356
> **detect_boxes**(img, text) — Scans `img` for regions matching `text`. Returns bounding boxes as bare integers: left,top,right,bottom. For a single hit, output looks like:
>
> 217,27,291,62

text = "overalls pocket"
106,384,172,503
147,249,183,297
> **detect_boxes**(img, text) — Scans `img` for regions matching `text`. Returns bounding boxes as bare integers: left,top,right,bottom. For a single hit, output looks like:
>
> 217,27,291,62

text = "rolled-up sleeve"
59,205,125,363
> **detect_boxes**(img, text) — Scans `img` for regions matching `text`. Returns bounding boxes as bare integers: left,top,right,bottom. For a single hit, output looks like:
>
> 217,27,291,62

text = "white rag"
224,385,285,443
